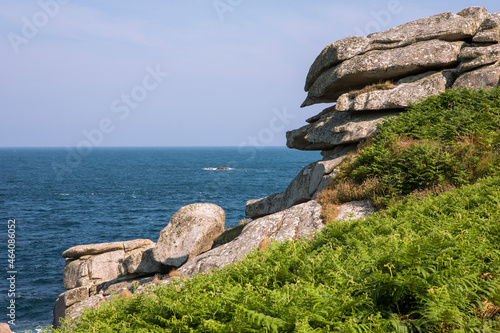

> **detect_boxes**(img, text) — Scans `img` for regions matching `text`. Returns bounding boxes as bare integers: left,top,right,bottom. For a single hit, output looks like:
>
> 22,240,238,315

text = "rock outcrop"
152,203,225,267
250,6,500,234
294,6,500,157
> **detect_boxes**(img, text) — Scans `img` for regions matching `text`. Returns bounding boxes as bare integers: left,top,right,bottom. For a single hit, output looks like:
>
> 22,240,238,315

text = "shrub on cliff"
319,87,500,216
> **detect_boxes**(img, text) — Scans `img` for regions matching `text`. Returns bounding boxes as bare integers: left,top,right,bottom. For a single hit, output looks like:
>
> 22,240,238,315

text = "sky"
1,0,500,147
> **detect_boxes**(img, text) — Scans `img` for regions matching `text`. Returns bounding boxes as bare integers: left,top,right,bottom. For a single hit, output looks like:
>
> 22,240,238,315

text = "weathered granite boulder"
245,144,356,219
62,239,159,290
457,44,500,73
473,12,500,43
152,203,225,267
0,323,12,333
305,8,487,91
335,71,455,111
453,62,500,89
303,40,464,106
53,292,107,328
287,109,400,151
53,273,162,328
368,7,486,47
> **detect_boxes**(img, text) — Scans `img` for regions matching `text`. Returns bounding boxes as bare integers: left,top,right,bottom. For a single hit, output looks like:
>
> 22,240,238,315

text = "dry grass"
475,298,500,321
152,274,161,285
348,80,396,98
119,288,133,300
258,237,270,251
168,269,181,278
318,178,383,224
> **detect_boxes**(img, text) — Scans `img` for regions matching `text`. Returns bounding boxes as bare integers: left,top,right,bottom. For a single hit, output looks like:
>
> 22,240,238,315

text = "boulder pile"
290,7,500,154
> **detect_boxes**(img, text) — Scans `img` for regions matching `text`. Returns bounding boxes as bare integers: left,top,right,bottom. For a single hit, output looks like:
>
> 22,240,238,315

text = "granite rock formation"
292,6,500,156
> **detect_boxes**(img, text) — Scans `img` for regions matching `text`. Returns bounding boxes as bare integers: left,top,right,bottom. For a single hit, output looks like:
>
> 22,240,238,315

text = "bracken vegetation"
51,88,500,332
319,87,500,221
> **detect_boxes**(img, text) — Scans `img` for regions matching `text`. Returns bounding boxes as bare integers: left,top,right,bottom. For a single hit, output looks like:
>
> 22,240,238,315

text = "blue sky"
1,0,499,147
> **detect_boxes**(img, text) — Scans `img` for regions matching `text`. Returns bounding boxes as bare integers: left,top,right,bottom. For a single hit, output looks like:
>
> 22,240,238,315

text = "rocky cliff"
247,6,500,219
290,7,499,153
51,6,500,329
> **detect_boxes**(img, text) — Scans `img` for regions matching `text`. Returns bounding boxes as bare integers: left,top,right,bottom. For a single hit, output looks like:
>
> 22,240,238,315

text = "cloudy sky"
1,0,499,147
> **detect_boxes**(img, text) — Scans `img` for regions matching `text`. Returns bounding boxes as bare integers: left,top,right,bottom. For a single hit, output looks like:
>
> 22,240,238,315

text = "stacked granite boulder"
246,6,500,219
292,7,499,152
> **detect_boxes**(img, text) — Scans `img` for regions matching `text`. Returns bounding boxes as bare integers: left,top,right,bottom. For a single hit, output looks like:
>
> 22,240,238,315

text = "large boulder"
368,7,486,48
287,109,400,151
302,40,464,106
304,8,486,91
62,239,154,259
152,203,225,267
335,71,455,111
453,62,500,89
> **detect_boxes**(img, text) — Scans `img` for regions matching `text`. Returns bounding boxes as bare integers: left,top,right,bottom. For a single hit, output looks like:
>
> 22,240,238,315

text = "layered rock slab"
335,71,455,111
62,239,159,290
473,12,500,43
305,8,487,91
303,40,464,106
458,44,500,73
453,62,500,89
287,109,400,151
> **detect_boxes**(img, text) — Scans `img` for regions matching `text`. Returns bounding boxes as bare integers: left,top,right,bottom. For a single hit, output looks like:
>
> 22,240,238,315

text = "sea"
0,147,319,332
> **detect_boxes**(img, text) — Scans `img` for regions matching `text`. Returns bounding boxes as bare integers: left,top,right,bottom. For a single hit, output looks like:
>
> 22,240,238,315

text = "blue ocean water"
0,147,319,331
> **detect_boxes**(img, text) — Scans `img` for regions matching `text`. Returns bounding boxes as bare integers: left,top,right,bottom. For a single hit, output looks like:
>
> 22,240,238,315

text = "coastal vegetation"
51,87,500,332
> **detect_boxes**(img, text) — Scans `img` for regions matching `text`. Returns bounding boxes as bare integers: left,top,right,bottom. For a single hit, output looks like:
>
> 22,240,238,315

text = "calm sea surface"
0,147,319,331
